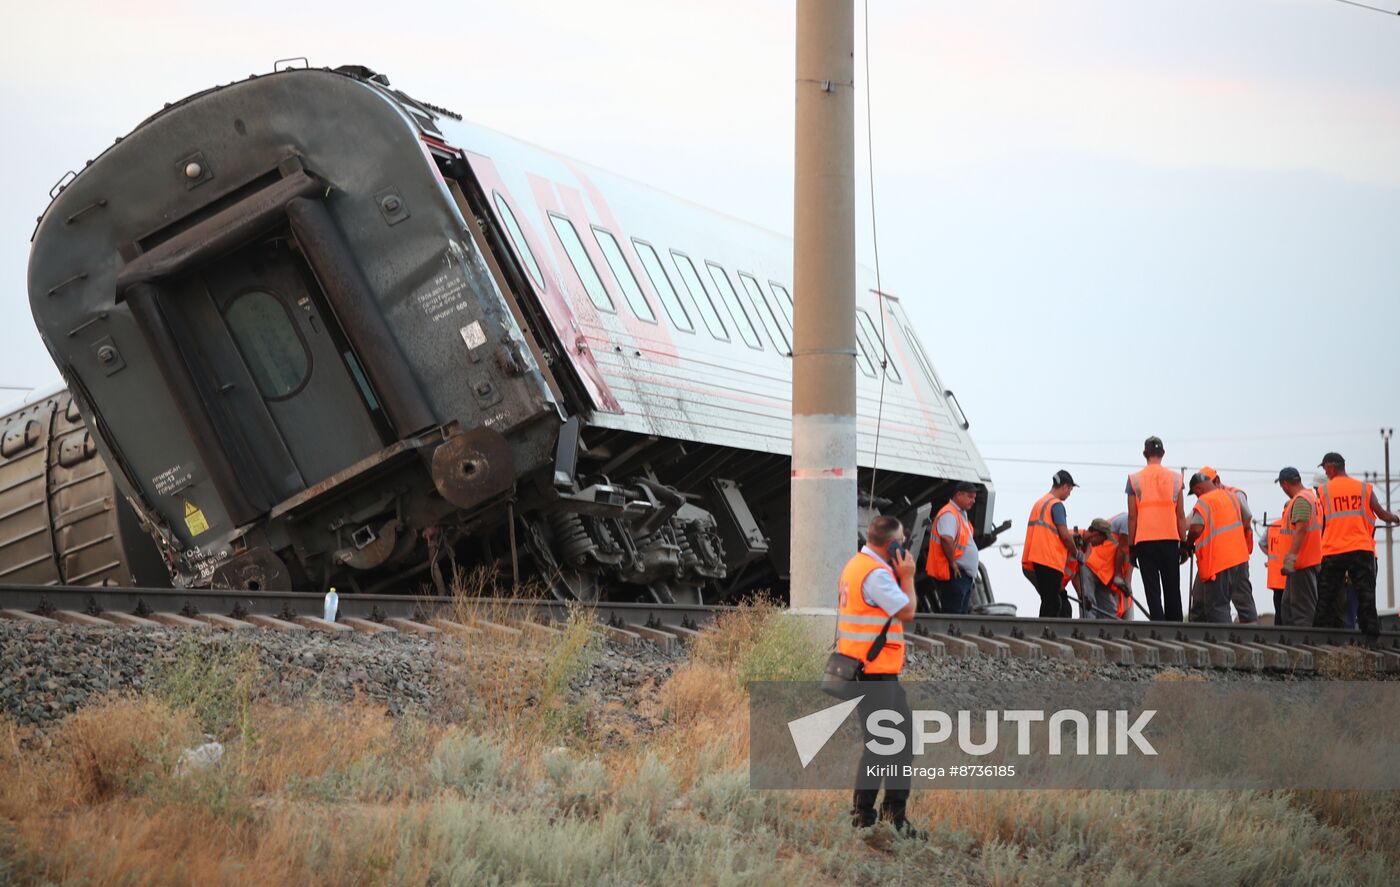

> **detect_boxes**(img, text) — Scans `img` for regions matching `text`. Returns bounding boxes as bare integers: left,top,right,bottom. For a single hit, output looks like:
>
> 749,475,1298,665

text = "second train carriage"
26,64,1001,604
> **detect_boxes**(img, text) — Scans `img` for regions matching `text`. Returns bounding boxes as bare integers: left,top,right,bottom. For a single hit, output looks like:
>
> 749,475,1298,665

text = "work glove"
1178,540,1194,565
1282,553,1297,576
1112,577,1129,591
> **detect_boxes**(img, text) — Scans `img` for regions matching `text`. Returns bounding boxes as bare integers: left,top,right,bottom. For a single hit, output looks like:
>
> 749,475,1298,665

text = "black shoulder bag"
821,616,895,699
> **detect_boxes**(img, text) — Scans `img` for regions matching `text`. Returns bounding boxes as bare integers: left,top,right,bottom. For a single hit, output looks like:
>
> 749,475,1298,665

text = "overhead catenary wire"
979,427,1381,447
983,455,1387,479
864,0,891,507
1333,0,1400,17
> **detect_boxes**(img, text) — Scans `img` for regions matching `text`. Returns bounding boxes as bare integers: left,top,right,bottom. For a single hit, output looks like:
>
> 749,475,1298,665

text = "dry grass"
2,600,1397,885
1316,647,1379,680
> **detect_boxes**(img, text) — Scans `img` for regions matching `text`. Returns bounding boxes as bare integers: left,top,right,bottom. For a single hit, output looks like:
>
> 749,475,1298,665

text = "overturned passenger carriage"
27,65,999,604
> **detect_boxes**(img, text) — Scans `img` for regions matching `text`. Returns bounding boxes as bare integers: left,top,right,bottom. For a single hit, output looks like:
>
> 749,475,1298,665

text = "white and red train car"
26,65,997,604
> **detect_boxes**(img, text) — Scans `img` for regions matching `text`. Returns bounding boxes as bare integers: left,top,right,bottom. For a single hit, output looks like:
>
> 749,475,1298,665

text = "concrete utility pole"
1384,428,1394,608
790,0,856,619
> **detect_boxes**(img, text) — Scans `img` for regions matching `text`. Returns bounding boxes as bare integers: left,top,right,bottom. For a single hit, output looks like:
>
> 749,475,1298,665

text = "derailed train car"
27,65,1000,603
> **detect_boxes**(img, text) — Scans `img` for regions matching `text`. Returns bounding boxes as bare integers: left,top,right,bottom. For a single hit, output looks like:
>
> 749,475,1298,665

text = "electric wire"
985,455,1324,477
863,0,891,508
1333,0,1400,16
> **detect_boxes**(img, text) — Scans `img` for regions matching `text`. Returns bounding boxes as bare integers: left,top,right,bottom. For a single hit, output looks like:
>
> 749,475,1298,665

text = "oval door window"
224,290,310,400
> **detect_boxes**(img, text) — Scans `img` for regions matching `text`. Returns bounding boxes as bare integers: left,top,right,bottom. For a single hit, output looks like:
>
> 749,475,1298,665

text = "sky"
1,0,1397,616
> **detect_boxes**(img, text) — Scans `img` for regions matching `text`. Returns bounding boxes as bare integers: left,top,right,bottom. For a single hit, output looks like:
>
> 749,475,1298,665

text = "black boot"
881,801,926,840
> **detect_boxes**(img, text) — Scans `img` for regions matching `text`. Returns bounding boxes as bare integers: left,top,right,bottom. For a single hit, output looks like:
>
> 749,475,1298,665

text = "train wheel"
552,566,601,603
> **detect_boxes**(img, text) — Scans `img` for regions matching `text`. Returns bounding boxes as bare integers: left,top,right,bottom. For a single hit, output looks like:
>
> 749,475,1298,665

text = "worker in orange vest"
1313,453,1400,637
839,515,917,832
1022,470,1078,617
1186,469,1255,622
1126,436,1187,621
1186,472,1257,623
1261,519,1287,625
925,482,979,614
1274,466,1323,627
1082,518,1128,619
1200,466,1252,554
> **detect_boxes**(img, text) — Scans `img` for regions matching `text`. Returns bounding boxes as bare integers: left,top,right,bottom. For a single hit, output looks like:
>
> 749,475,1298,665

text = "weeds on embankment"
1,602,1397,885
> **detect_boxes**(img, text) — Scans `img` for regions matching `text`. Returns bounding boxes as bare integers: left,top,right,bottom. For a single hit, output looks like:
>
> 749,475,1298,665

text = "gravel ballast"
0,620,1358,731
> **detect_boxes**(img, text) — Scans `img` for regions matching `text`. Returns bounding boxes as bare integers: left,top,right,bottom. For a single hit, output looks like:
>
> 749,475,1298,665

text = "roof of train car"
430,106,992,485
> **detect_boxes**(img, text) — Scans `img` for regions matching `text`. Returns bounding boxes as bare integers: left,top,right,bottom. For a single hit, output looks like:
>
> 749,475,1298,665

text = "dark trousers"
1135,540,1182,621
1272,588,1285,626
934,571,974,614
1316,551,1379,636
852,673,911,825
1201,563,1256,624
1282,565,1319,627
1188,575,1204,622
1024,564,1072,617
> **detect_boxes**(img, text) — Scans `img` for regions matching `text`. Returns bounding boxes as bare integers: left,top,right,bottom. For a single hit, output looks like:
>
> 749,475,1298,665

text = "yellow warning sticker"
183,501,209,537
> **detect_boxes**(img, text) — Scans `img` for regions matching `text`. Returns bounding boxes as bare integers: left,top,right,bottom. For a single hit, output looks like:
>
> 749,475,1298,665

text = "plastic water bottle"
323,586,339,623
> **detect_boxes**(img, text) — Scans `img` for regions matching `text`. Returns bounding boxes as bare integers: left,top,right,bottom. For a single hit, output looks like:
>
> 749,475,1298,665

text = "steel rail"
1,584,1398,672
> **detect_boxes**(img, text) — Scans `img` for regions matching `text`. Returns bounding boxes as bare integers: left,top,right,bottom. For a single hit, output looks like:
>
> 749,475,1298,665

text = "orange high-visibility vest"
1281,488,1323,569
1265,521,1285,591
836,552,905,675
1129,464,1182,542
1317,476,1377,557
1086,539,1118,586
1193,489,1250,582
1022,493,1067,571
926,502,973,581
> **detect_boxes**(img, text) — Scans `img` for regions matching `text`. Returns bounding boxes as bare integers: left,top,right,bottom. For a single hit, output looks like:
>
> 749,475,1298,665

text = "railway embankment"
2,605,1397,885
1,609,1371,732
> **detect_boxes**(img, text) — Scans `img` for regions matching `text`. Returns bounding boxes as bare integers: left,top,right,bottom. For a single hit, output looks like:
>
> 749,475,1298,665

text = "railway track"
2,584,1399,675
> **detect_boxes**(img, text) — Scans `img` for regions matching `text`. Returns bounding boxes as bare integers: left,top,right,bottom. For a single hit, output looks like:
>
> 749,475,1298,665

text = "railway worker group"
930,436,1400,635
836,441,1398,834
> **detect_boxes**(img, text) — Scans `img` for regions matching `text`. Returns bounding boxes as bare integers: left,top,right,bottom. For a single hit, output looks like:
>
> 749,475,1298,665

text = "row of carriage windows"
493,192,913,385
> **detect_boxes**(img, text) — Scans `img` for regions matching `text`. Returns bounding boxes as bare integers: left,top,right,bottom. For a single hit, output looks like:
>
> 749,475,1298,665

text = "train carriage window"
591,227,656,322
492,192,546,291
224,290,311,400
548,214,614,312
738,273,790,354
704,263,762,349
770,282,795,327
632,239,694,332
856,308,901,383
670,252,728,340
853,331,877,377
900,323,941,391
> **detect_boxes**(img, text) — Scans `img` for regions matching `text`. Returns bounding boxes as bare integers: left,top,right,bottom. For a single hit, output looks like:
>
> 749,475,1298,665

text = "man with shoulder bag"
826,515,918,833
